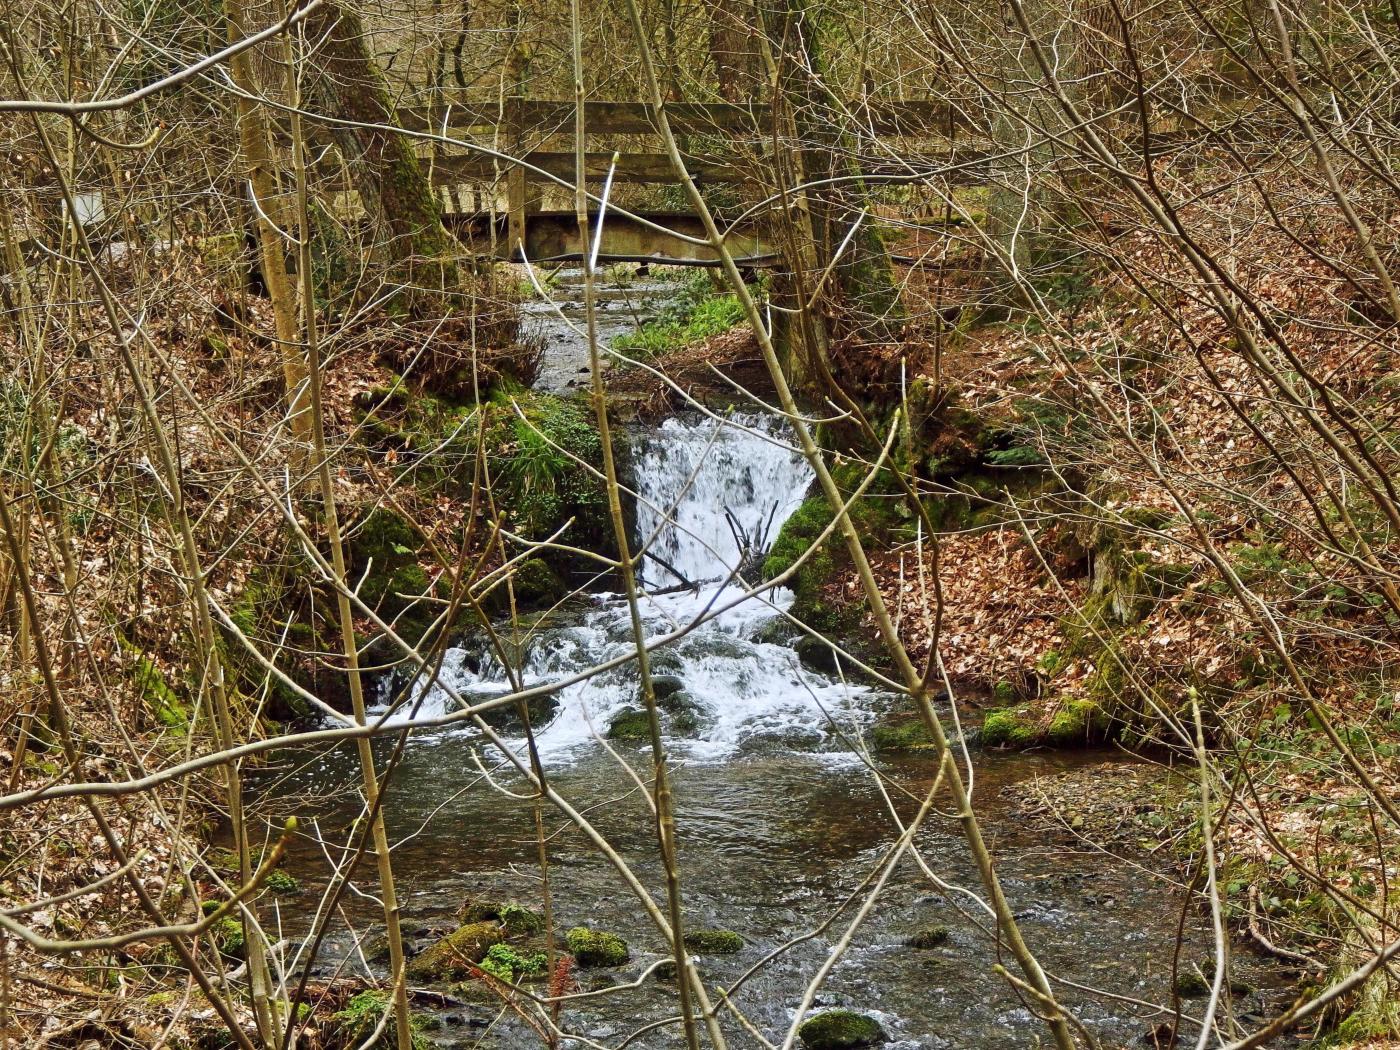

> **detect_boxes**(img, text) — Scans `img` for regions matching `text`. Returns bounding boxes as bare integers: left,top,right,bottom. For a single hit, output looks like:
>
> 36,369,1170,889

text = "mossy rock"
479,943,549,983
797,1009,887,1049
332,988,432,1048
510,557,568,609
794,634,844,674
211,915,245,959
607,708,653,741
761,489,870,637
565,926,629,967
980,706,1040,748
1173,970,1254,998
477,691,561,735
869,717,936,752
265,870,300,895
119,639,188,731
682,928,743,954
1044,699,1111,746
905,925,949,948
406,921,503,981
649,674,687,701
455,898,545,937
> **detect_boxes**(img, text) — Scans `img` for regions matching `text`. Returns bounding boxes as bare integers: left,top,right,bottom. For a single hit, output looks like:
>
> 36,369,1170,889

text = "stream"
256,270,1293,1048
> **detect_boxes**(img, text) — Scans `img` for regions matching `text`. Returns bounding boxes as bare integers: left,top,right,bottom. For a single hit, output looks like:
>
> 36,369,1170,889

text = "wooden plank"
429,151,748,185
425,149,991,188
401,97,953,137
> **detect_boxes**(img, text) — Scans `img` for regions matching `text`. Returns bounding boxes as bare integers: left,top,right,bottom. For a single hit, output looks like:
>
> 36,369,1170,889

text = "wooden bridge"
402,97,952,267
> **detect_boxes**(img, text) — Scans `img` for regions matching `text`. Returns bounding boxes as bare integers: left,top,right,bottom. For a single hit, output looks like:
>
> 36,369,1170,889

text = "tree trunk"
223,0,311,467
303,0,458,306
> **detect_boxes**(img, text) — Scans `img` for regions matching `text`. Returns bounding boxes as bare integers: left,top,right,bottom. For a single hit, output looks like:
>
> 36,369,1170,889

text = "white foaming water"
374,413,876,760
633,415,811,587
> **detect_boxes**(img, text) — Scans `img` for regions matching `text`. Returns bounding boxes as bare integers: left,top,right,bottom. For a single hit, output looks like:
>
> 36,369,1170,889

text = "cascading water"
373,413,877,760
632,415,810,588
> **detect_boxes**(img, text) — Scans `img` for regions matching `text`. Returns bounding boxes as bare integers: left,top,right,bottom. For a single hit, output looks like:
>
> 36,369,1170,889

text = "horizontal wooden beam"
443,209,778,266
429,151,746,185
401,97,953,137
424,149,991,188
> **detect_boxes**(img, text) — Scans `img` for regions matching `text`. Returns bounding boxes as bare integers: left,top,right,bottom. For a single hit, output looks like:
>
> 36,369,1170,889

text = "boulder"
406,921,503,981
797,1010,887,1050
565,926,629,967
607,708,652,741
682,928,743,954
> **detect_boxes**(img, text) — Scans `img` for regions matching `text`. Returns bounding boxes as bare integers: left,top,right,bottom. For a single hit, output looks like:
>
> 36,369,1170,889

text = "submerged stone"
1173,970,1253,998
905,925,949,948
478,691,561,734
406,921,503,981
795,634,843,674
682,928,743,954
797,1009,887,1049
566,926,630,967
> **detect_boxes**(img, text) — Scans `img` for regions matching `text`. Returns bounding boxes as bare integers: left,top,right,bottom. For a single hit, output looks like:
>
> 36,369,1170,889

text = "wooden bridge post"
505,95,534,260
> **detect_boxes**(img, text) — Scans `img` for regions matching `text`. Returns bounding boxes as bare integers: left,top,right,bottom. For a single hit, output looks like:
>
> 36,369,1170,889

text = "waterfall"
376,413,874,760
633,415,813,588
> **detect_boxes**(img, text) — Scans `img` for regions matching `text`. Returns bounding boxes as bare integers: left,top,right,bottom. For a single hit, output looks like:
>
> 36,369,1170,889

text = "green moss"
607,708,653,741
1173,970,1254,998
119,639,187,731
501,903,546,937
478,943,548,983
265,870,300,895
1120,506,1175,531
980,706,1040,748
511,557,567,608
797,1009,886,1049
332,989,431,1049
1045,699,1110,746
211,915,245,959
1336,1001,1400,1042
762,495,848,633
682,928,743,954
565,926,629,967
869,717,936,752
906,925,949,948
406,921,504,981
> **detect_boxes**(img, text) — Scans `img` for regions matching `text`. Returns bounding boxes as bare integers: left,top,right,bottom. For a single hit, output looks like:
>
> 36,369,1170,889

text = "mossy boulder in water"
456,898,545,937
607,708,652,741
797,1010,887,1049
648,674,687,705
1173,969,1253,998
477,691,561,734
682,928,743,954
511,557,567,609
406,921,503,981
980,706,1040,748
795,634,845,674
1045,698,1110,746
870,717,936,752
566,926,629,967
